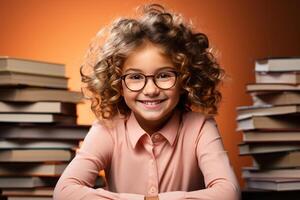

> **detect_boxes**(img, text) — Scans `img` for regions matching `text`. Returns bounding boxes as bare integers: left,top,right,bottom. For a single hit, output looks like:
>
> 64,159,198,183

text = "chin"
139,109,173,121
139,114,165,122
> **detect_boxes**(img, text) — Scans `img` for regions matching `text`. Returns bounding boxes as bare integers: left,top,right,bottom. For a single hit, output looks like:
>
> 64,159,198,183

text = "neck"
135,111,175,135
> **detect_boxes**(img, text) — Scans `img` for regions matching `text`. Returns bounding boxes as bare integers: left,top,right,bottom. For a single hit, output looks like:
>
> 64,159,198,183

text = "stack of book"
0,57,91,200
236,57,300,192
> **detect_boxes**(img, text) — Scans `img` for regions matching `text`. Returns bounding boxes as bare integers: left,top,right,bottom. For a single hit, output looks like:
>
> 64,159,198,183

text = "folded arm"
53,122,144,200
157,119,240,200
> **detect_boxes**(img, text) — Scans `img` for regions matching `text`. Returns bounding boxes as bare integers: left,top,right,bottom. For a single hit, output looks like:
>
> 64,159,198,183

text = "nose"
142,78,160,96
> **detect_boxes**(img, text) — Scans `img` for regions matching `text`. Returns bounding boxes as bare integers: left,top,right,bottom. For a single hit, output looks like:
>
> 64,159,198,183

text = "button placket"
144,133,160,196
147,152,159,195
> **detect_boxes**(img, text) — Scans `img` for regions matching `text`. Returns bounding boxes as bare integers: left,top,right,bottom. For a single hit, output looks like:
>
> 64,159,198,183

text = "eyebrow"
124,66,175,74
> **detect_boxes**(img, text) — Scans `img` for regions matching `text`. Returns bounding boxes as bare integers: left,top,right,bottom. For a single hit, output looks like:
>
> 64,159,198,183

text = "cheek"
173,85,182,98
167,88,181,104
122,93,131,109
173,88,182,105
121,87,136,103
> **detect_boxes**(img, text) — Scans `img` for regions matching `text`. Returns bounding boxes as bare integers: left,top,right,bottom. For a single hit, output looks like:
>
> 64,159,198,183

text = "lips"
137,99,166,109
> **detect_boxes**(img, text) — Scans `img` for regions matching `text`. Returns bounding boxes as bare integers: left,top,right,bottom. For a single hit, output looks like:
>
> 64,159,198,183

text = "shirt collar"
157,110,180,146
126,112,147,149
126,110,181,149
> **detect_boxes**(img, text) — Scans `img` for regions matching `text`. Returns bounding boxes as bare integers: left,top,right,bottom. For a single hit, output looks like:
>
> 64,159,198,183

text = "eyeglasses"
121,71,180,92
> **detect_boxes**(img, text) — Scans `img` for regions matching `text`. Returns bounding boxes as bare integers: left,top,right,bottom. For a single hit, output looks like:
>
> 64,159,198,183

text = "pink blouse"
54,111,240,200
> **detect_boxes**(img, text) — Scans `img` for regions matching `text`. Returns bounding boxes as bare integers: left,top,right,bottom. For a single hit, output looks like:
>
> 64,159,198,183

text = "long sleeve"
157,119,240,200
53,121,144,200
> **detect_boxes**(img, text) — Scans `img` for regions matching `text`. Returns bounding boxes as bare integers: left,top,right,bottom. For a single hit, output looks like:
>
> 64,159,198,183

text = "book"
0,177,57,188
0,140,78,149
255,72,300,84
236,115,300,131
243,130,300,142
251,91,300,106
0,149,74,162
247,83,300,92
0,113,76,124
242,167,300,179
1,187,53,197
255,58,300,72
246,178,300,191
0,71,68,89
0,56,65,77
236,105,300,120
0,101,76,115
242,188,300,200
0,163,67,176
7,197,53,200
0,125,89,140
0,88,82,103
239,143,300,155
253,151,300,168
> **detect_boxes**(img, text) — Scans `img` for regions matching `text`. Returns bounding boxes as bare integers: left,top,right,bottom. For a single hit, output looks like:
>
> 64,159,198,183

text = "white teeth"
141,101,161,105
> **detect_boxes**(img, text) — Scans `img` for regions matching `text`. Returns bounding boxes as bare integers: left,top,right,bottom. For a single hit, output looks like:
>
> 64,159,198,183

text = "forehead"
122,42,175,73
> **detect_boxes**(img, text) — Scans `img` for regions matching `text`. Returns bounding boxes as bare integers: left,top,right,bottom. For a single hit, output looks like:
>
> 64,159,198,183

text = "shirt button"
154,134,160,139
152,134,161,142
149,186,157,194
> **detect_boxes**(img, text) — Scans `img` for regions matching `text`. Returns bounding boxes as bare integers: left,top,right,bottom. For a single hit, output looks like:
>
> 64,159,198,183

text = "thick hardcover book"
247,83,300,92
246,178,300,191
242,167,300,179
255,57,300,72
255,72,300,84
0,124,89,140
0,163,67,176
243,130,300,142
1,187,53,197
0,149,74,162
239,143,300,155
236,104,300,120
242,189,300,200
0,176,57,188
0,101,77,115
251,91,300,106
0,139,79,149
7,197,53,200
0,88,82,103
0,71,68,89
253,151,300,169
0,113,77,124
236,115,300,131
0,56,65,77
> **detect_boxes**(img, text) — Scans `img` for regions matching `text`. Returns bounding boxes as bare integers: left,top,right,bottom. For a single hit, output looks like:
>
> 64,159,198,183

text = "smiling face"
121,42,181,133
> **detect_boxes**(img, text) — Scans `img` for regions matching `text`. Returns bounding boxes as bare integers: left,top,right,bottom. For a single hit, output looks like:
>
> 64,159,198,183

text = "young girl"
54,4,240,200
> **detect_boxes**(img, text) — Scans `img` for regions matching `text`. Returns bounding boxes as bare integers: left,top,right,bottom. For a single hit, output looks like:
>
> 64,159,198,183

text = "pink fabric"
54,111,240,200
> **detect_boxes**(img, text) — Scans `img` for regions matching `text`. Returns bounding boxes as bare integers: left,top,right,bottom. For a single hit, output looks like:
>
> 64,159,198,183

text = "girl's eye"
156,72,174,79
127,73,144,80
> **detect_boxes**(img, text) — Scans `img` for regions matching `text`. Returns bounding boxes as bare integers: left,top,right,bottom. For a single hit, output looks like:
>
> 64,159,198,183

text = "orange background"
0,0,299,187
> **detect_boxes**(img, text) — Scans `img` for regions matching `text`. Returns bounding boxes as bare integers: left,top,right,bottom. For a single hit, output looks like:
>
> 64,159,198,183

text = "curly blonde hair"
81,4,224,120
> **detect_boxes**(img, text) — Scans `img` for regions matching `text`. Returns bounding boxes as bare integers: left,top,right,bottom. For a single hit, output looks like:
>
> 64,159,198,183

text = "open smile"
137,99,167,109
137,99,166,104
